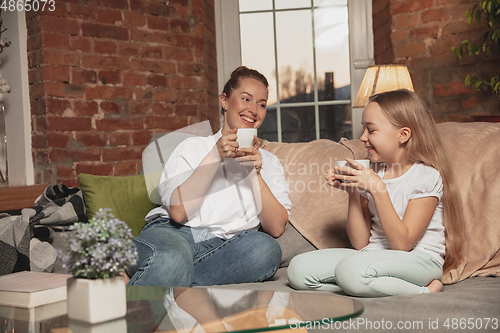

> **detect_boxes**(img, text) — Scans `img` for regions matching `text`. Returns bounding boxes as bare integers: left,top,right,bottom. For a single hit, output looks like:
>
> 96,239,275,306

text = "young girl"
287,89,463,297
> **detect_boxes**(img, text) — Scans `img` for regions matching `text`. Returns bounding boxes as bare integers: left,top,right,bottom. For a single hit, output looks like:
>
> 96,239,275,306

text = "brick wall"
372,0,500,122
26,0,219,187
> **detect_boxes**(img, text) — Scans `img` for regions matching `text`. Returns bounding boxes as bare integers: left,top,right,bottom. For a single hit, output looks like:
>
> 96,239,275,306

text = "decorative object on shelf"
61,208,138,324
0,12,11,184
351,65,414,139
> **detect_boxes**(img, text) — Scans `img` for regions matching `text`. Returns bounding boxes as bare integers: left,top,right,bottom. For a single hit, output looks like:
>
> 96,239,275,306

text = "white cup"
236,128,257,148
335,159,371,176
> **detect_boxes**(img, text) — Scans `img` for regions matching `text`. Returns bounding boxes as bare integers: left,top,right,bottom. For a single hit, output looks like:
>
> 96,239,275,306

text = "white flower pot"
67,276,127,324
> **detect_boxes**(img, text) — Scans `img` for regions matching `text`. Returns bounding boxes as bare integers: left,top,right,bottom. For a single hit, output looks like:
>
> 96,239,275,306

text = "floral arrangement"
61,208,138,279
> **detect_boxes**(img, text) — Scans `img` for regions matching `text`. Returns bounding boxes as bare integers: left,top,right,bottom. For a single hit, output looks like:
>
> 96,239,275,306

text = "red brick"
86,86,134,100
130,59,176,73
148,16,170,31
154,89,179,102
175,35,204,49
32,134,48,149
123,12,147,28
123,72,147,86
75,132,107,147
147,74,168,87
96,117,144,131
442,22,471,36
47,116,92,131
114,160,139,176
75,163,114,176
85,0,128,10
394,13,420,29
97,9,123,24
32,115,47,132
178,63,203,76
71,68,98,84
390,0,433,15
43,65,70,82
410,26,439,40
56,165,75,179
170,19,190,33
100,101,121,114
47,98,71,114
30,82,45,100
421,8,449,24
45,82,85,98
178,91,204,104
82,55,130,70
135,88,154,101
73,100,99,116
119,42,141,56
434,82,476,97
102,146,143,161
43,50,79,66
141,46,163,59
69,5,97,20
70,37,92,52
98,70,122,85
145,115,189,130
394,42,427,59
461,96,478,109
82,23,129,40
95,40,118,54
109,131,132,146
132,130,154,145
147,3,176,18
152,103,174,115
129,102,152,114
48,132,73,148
131,30,174,44
40,16,80,35
175,104,198,116
41,33,69,49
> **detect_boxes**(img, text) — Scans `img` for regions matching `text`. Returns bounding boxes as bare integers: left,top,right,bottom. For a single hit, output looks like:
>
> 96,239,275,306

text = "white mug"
236,128,257,148
335,160,371,180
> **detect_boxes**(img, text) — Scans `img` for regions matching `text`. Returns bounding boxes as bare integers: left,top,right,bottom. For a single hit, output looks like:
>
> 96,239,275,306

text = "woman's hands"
326,158,382,194
216,128,239,159
235,135,262,174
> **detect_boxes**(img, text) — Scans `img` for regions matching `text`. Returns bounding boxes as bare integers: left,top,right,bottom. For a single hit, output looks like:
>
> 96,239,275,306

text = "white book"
0,271,71,308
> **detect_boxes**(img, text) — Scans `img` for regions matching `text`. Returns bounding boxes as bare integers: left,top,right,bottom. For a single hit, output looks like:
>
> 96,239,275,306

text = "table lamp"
352,65,414,138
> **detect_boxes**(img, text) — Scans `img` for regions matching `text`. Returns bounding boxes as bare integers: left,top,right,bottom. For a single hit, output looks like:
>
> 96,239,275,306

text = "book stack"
0,271,71,322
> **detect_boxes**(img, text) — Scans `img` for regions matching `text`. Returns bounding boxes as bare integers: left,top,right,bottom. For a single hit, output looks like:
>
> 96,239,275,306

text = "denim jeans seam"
130,237,156,286
193,230,248,265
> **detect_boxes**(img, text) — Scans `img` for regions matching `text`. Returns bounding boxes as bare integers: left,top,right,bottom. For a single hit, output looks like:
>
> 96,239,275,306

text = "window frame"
214,0,374,141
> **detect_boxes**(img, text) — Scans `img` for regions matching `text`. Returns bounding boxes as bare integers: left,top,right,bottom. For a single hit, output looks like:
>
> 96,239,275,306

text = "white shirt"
362,163,446,264
145,130,292,240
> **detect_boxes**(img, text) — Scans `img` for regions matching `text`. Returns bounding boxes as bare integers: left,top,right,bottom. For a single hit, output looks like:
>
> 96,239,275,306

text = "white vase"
67,275,127,324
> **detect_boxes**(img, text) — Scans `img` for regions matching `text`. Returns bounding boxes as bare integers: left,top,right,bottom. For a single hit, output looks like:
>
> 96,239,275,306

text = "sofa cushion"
437,122,500,283
263,138,368,250
77,174,157,236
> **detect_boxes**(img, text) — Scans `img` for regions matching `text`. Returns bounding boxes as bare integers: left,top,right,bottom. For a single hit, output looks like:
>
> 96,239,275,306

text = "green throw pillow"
77,173,158,236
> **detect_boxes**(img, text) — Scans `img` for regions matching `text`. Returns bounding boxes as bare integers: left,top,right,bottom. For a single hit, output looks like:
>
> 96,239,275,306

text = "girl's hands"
327,158,382,193
216,128,239,159
235,135,263,174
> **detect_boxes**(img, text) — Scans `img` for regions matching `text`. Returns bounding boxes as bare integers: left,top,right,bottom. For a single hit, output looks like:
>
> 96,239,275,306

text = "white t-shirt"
145,130,292,240
362,163,446,265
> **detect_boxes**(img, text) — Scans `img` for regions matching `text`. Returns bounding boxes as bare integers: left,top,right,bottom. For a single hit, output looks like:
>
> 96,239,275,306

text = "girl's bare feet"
427,279,443,293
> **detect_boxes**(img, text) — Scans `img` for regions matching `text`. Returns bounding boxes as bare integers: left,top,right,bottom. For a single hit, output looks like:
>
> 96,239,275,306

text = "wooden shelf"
0,184,49,212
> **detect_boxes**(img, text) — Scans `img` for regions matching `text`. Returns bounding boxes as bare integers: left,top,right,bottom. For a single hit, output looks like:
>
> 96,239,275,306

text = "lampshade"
353,65,414,108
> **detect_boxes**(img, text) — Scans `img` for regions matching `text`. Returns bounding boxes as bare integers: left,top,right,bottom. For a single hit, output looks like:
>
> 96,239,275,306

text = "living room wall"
26,0,219,187
372,0,500,122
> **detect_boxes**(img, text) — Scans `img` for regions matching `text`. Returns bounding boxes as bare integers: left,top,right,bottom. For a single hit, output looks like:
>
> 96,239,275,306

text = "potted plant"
60,208,138,324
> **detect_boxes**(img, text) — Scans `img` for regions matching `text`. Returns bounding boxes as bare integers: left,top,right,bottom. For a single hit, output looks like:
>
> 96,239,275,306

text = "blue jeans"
287,248,443,297
128,217,282,287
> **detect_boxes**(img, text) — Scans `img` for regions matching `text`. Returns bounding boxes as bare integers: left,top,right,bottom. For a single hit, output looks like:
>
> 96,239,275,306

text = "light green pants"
287,249,443,297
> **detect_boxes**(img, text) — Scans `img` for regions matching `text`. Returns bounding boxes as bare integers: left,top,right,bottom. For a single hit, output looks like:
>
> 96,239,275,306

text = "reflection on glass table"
0,286,363,333
127,286,364,333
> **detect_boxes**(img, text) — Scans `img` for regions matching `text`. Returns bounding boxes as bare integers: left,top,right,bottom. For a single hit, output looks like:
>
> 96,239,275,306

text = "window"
215,0,374,142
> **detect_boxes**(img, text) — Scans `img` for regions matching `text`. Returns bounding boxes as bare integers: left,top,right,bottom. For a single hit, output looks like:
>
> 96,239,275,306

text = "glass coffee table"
0,286,363,333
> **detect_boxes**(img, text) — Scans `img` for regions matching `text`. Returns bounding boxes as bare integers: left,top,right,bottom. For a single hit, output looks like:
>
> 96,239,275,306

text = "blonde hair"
368,89,464,275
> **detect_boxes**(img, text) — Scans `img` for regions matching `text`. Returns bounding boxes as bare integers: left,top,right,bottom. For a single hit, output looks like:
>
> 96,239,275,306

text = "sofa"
46,121,500,332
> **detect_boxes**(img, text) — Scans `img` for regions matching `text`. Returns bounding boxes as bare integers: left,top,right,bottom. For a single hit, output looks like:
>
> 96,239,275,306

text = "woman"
128,66,291,287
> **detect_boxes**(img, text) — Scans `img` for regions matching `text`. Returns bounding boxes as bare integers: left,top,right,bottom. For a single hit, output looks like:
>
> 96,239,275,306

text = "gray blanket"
0,184,86,276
